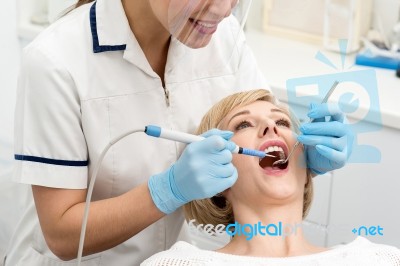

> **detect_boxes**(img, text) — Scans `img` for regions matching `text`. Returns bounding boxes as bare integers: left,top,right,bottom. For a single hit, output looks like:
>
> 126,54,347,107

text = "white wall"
0,0,25,262
246,0,265,31
246,0,400,44
0,1,20,144
372,0,400,45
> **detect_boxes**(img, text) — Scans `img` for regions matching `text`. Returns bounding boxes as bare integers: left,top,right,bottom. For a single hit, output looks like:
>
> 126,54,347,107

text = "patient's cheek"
232,154,241,168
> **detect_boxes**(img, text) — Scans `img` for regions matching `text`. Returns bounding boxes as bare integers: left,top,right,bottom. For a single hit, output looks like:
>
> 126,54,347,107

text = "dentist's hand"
297,103,354,175
148,129,237,214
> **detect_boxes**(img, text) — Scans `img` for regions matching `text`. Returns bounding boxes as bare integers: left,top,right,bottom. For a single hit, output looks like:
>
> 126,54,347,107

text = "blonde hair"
184,89,313,229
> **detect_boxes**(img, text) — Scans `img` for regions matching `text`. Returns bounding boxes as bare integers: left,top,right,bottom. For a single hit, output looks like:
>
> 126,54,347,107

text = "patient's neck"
217,204,326,257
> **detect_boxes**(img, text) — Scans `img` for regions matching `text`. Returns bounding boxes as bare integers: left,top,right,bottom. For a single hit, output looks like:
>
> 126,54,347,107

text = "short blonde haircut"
184,89,313,229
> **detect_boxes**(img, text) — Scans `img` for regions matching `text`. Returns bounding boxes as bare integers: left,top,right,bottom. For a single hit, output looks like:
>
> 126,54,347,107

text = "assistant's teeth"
196,21,215,28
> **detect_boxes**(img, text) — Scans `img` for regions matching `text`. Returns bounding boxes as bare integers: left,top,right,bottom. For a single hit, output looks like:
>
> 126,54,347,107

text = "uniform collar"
89,0,130,53
89,0,158,76
89,0,187,77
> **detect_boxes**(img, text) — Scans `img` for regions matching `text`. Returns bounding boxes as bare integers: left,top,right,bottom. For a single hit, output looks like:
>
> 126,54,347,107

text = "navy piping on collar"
90,2,126,53
15,154,88,167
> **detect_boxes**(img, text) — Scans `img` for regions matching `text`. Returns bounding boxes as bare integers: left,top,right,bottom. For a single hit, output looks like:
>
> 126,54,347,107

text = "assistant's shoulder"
24,3,92,57
140,241,213,266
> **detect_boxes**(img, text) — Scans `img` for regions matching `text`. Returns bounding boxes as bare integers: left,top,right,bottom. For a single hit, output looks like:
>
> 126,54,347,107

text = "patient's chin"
267,188,297,203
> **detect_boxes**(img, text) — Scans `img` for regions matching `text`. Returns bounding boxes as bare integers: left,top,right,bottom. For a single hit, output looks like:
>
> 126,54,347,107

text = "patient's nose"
261,125,278,137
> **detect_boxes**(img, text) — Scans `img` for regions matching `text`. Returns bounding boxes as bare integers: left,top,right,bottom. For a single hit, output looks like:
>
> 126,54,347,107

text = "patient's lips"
259,140,289,175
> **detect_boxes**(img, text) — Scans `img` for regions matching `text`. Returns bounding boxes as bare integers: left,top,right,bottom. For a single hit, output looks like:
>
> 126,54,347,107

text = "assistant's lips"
189,18,219,34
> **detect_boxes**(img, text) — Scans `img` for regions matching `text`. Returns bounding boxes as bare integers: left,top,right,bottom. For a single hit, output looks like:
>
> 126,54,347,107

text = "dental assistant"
5,0,353,265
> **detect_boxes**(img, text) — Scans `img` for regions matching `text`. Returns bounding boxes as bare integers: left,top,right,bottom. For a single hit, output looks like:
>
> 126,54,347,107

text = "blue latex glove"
297,103,354,175
148,129,238,214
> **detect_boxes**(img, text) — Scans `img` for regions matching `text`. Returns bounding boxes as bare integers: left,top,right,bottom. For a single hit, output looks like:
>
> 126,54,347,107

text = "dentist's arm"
32,182,164,260
33,129,237,260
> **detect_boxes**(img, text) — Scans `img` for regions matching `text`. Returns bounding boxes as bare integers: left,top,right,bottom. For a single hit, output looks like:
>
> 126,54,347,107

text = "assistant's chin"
181,37,212,49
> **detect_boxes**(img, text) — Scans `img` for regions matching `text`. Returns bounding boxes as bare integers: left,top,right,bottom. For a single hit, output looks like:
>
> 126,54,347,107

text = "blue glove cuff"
148,169,186,215
310,168,326,176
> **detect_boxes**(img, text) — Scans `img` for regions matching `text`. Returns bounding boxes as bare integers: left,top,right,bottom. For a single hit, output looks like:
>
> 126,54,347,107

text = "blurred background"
1,0,400,261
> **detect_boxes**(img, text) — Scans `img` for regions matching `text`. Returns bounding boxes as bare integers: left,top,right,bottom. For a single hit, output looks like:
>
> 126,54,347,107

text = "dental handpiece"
144,125,275,158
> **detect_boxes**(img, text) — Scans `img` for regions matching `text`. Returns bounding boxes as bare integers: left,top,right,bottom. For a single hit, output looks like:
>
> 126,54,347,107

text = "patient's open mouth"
259,144,288,170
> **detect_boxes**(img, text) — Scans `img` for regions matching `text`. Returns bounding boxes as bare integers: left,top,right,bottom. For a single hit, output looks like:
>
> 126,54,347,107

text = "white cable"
77,128,144,265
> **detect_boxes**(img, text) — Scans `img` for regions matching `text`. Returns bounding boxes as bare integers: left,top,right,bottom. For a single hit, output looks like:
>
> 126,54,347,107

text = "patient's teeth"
264,146,285,154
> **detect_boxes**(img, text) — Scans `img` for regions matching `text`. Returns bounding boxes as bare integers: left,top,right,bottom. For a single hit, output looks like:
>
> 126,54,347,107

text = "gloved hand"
148,129,238,214
297,103,354,175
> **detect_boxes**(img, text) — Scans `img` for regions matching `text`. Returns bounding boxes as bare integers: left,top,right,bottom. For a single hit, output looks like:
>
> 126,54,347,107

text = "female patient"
142,89,400,265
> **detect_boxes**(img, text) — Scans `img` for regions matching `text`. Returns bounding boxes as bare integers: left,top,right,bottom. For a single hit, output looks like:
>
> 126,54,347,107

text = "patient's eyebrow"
226,108,289,126
271,108,287,115
227,110,250,125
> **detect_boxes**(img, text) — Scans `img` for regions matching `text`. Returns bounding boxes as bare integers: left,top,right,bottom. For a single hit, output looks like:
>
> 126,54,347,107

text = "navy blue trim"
90,2,126,53
15,155,88,167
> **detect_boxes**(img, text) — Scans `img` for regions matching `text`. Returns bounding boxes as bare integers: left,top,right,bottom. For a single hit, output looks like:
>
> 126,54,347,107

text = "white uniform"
6,0,268,265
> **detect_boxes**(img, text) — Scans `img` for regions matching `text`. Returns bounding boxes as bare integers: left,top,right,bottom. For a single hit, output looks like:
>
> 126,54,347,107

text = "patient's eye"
276,118,291,128
235,120,253,131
